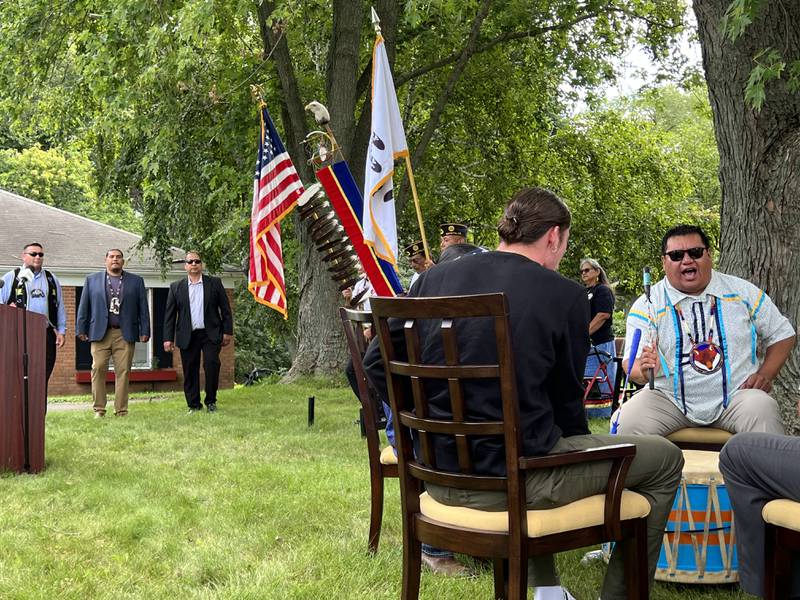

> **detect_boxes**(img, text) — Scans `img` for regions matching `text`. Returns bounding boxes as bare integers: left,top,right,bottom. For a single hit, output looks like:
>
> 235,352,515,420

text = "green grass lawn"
0,383,754,599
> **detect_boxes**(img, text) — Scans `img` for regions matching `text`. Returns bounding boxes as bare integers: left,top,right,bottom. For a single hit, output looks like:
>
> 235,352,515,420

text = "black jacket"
163,275,233,349
364,250,590,476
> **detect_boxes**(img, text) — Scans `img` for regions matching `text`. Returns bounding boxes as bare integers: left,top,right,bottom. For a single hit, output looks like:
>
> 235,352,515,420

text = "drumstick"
643,267,655,390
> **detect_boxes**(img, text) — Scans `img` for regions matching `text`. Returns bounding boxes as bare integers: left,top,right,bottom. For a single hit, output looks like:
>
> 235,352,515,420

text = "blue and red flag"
316,160,403,297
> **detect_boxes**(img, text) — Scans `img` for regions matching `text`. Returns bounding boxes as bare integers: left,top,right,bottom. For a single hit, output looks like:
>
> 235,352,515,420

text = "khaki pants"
428,434,684,600
91,328,135,416
614,387,785,436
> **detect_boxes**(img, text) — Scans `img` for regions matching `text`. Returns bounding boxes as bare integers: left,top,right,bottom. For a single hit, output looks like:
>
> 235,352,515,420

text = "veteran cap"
404,241,425,259
439,223,468,238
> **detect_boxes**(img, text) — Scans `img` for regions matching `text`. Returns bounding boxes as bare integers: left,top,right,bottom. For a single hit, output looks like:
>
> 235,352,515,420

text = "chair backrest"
370,293,528,529
339,307,383,434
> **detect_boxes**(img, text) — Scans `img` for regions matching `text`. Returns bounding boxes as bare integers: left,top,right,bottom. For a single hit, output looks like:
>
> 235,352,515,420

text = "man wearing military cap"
405,240,428,287
439,223,468,251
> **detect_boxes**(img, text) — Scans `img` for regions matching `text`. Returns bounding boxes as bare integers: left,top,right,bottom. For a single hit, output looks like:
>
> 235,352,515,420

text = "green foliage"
744,48,786,111
233,281,294,381
0,0,709,369
0,145,94,211
722,0,800,111
559,86,720,294
395,83,720,298
0,144,140,230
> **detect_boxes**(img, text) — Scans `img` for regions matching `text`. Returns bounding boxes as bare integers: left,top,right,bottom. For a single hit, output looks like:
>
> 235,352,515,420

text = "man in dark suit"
163,250,233,413
76,248,151,417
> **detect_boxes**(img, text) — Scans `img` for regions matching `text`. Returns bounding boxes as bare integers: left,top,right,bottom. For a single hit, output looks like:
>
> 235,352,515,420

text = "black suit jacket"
363,250,590,476
163,275,233,349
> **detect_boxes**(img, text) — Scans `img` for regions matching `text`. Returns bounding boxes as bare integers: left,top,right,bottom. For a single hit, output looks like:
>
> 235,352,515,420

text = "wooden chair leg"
492,558,508,599
401,535,422,600
764,523,792,600
367,468,385,553
506,552,527,600
624,518,649,599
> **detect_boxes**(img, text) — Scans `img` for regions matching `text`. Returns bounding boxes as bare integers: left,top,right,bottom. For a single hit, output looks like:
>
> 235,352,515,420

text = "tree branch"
256,0,313,182
395,7,681,88
396,0,493,212
395,10,601,87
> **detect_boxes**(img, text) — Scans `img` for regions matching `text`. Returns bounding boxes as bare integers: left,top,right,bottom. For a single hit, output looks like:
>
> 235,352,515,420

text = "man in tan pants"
76,249,150,417
617,224,795,436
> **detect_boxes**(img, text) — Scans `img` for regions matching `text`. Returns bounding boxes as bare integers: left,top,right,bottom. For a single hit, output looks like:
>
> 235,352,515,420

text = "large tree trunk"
258,1,347,377
694,1,800,431
258,1,401,378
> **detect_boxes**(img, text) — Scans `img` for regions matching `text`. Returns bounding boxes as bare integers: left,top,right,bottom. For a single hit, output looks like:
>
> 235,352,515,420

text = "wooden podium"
0,303,46,473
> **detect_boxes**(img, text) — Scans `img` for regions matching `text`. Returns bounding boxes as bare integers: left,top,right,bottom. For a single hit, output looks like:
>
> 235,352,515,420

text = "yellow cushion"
763,499,800,531
667,427,732,444
419,490,650,537
379,445,397,465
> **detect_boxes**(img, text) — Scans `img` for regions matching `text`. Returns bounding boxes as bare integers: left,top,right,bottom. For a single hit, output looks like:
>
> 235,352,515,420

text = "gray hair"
580,258,610,286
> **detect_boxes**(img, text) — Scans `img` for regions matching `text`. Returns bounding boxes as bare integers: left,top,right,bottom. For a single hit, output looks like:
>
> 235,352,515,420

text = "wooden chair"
371,293,651,599
666,427,732,451
763,499,800,599
339,307,398,554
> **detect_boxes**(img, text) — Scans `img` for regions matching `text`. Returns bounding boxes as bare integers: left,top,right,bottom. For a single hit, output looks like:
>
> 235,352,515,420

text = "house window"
131,289,153,368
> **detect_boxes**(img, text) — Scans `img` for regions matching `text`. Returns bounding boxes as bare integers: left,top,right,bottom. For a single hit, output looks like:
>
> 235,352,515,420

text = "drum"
655,450,738,583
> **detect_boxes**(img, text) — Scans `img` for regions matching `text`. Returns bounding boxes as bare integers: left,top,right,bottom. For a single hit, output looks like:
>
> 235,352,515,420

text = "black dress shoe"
206,403,217,413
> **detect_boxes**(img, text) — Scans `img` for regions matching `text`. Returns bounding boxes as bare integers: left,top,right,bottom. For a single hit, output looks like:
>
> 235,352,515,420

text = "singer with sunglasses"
1,242,67,397
163,251,233,414
614,224,795,438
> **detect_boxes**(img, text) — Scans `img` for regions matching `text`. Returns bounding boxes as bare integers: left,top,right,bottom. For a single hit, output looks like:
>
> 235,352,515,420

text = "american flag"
248,105,303,318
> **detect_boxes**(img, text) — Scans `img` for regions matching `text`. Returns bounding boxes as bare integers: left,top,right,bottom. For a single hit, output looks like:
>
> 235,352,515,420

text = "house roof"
0,188,241,288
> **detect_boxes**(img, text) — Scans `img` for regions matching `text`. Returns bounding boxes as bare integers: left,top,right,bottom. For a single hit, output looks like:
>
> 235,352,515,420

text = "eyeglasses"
185,259,202,265
664,247,706,262
580,268,594,274
26,252,44,257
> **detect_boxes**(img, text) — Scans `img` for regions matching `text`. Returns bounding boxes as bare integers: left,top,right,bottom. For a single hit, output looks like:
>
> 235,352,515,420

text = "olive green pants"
427,434,684,600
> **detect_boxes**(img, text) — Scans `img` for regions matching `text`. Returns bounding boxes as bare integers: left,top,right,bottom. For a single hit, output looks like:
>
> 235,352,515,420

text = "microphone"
17,268,34,284
643,267,655,389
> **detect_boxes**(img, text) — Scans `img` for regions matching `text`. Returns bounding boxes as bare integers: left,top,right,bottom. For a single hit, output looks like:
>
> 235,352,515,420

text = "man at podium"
1,242,67,396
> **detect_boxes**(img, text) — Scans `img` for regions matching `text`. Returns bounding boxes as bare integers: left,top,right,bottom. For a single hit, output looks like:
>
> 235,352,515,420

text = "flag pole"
370,7,430,263
403,157,430,261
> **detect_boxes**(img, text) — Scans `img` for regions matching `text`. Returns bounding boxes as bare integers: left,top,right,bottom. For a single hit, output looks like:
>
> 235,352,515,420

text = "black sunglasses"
664,247,706,262
26,252,45,257
185,259,202,265
580,267,594,274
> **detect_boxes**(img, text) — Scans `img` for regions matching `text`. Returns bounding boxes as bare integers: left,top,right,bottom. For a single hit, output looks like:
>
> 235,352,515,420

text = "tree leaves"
721,0,797,111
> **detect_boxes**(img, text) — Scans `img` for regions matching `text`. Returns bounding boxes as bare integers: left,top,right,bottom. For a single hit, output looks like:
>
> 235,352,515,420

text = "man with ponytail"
365,187,682,600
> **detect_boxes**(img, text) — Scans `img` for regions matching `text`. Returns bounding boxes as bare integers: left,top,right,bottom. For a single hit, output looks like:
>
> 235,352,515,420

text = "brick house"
0,189,240,396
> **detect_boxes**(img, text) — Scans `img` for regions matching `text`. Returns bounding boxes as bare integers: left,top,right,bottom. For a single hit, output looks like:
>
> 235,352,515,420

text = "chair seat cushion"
666,427,732,444
419,490,650,537
379,445,397,465
763,499,800,531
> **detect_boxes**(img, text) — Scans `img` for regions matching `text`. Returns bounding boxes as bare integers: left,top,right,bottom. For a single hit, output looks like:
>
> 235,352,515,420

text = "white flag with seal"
362,34,408,266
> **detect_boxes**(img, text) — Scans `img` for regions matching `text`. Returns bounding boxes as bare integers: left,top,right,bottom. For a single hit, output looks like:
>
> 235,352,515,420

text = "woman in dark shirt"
580,258,616,399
